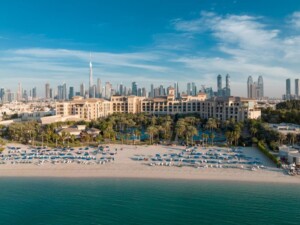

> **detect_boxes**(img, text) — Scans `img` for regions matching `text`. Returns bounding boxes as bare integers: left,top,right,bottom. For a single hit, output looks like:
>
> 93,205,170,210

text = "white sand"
0,144,300,184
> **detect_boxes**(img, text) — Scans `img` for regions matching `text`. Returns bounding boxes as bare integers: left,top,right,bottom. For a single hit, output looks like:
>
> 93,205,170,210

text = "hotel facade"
55,88,261,122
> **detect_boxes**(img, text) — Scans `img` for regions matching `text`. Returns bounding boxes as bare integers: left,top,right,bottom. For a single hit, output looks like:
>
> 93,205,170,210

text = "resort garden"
0,113,245,148
1,107,299,155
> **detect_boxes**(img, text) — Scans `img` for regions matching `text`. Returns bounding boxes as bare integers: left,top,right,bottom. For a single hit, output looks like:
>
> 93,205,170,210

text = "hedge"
257,141,281,167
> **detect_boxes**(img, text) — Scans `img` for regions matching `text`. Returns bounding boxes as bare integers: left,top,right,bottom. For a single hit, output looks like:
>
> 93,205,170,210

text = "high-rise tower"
17,83,22,101
89,53,93,98
247,76,253,98
225,74,231,96
187,83,191,95
286,78,291,97
132,82,138,96
45,83,50,99
97,78,102,98
295,79,299,97
217,74,222,96
257,76,264,99
80,83,85,97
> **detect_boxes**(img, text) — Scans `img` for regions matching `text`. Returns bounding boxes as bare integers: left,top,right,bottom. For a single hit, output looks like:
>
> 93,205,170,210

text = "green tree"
278,133,286,145
205,118,217,132
209,132,215,145
146,126,158,144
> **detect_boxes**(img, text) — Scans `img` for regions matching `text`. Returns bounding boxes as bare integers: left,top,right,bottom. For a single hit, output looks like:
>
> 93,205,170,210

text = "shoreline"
1,143,299,184
0,164,299,184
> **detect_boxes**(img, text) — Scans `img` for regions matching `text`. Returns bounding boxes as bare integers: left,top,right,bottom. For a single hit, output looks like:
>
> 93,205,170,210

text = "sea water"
0,178,299,225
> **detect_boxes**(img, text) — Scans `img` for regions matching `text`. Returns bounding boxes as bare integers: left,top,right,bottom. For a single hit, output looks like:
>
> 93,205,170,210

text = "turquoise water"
0,179,300,225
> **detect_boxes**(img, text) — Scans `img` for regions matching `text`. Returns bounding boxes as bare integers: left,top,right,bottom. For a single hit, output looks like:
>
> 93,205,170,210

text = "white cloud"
2,11,300,98
8,48,168,72
0,48,177,96
170,11,300,97
288,12,300,29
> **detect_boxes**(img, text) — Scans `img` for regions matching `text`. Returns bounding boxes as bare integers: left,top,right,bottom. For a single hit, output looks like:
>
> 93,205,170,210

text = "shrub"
257,141,281,167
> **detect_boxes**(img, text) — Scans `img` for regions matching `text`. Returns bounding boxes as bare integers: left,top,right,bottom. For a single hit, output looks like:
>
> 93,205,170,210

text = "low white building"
57,128,82,137
40,115,81,125
269,123,300,135
279,146,298,158
288,152,300,166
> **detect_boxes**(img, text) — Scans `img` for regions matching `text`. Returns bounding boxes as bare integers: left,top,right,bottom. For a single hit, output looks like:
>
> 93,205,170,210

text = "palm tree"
184,117,197,126
233,130,241,146
205,118,217,132
185,125,198,146
162,120,172,140
52,133,59,147
146,126,158,144
151,116,157,126
287,133,297,146
70,135,76,144
201,133,206,146
250,127,258,137
133,129,141,144
175,120,187,144
222,120,230,130
225,131,233,146
203,133,209,146
279,133,286,145
209,132,215,145
125,133,131,144
232,125,241,146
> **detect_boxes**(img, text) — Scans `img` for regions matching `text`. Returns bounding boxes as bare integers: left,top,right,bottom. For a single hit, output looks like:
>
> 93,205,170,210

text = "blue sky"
1,0,300,97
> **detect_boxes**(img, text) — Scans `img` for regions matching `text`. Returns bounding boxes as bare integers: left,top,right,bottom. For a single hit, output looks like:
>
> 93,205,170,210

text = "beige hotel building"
56,88,261,122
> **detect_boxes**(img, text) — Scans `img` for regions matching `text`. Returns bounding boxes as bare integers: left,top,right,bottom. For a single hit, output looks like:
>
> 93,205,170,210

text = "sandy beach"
0,144,300,184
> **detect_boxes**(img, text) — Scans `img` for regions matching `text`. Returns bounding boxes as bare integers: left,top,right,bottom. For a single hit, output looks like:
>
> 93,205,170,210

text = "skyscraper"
191,82,197,96
225,74,231,97
23,90,28,102
137,88,142,96
89,53,93,98
17,83,22,101
80,83,85,97
69,87,74,100
257,76,264,99
49,88,53,99
96,78,102,98
286,78,291,98
159,85,165,96
105,82,112,99
295,79,299,97
32,87,37,100
142,87,147,97
45,83,50,99
62,83,67,100
174,83,177,98
176,82,180,98
150,84,154,98
187,83,191,95
119,83,124,96
132,82,138,96
154,87,160,97
247,76,264,99
217,74,222,96
247,76,254,98
57,85,63,100
0,88,5,102
91,85,96,98
7,89,14,102
123,86,127,96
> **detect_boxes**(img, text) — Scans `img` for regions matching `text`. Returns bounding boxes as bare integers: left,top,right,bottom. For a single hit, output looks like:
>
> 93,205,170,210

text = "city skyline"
0,71,239,102
1,0,300,97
